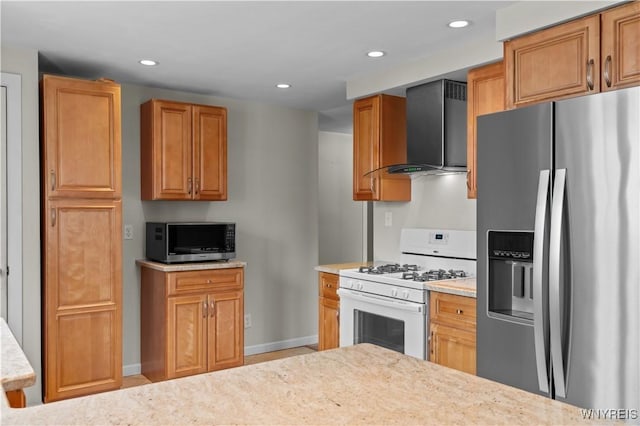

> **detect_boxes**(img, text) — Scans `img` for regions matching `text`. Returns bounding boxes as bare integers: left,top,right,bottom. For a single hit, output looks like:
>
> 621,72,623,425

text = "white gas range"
338,228,476,360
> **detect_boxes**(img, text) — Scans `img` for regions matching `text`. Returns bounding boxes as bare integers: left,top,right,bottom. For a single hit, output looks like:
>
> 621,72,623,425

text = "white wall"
121,84,319,371
373,174,475,262
0,45,41,405
318,131,366,264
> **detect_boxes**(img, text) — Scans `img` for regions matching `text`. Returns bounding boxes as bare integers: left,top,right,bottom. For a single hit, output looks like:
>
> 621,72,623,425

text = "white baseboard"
123,363,141,377
123,335,318,376
244,335,318,356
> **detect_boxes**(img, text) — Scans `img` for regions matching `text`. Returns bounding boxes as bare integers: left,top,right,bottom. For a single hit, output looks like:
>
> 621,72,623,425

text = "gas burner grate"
402,269,468,282
360,263,419,275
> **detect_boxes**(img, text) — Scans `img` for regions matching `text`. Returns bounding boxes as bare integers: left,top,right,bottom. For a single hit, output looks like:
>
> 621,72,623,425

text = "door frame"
1,72,23,344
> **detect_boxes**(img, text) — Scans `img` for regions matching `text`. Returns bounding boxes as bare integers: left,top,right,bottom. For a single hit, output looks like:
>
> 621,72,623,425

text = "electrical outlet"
124,224,133,240
384,212,393,227
244,314,252,329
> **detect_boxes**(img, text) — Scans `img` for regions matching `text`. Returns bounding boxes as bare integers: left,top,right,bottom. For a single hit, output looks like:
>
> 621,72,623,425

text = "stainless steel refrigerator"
476,86,639,412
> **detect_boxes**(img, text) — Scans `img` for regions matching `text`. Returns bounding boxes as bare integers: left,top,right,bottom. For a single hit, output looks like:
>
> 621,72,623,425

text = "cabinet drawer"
168,268,243,296
319,272,339,300
430,292,476,331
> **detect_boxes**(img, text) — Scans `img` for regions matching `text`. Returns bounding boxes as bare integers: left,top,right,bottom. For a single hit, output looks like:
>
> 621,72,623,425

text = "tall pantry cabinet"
41,75,122,402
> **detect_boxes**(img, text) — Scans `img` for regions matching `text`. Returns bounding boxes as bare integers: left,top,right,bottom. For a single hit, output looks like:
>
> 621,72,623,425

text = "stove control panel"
429,232,449,245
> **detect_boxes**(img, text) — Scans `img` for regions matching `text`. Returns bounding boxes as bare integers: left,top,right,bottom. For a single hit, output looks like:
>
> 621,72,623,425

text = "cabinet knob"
187,177,193,195
203,301,208,318
210,300,215,317
456,309,463,315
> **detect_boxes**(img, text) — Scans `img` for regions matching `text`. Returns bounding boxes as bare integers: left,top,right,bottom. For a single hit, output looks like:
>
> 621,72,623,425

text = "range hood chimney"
388,79,467,174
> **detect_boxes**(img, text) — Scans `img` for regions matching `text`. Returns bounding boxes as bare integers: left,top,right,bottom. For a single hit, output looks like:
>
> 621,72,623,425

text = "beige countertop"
426,277,477,298
2,344,590,425
314,261,371,274
1,319,36,392
136,258,246,272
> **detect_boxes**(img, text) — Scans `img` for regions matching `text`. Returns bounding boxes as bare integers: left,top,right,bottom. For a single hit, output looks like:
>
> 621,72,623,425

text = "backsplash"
373,173,476,262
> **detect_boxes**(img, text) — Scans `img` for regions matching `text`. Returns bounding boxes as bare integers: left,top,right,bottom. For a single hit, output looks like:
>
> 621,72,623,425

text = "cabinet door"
601,1,640,91
430,292,476,331
430,323,476,375
318,296,340,351
43,199,122,401
193,105,227,200
505,15,600,108
207,291,244,371
353,96,379,200
319,272,339,300
141,100,192,200
41,75,121,199
167,294,208,379
466,61,505,199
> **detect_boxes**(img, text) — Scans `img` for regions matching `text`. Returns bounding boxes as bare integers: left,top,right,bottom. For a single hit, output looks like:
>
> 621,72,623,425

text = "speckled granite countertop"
2,344,589,425
426,277,476,298
136,259,246,272
1,319,35,392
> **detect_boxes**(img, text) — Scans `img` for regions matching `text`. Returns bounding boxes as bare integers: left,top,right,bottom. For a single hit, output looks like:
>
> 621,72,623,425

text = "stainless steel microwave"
145,222,236,263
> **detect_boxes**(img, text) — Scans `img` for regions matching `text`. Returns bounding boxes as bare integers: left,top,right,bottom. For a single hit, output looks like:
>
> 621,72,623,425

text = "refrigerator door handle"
550,168,567,398
533,169,550,393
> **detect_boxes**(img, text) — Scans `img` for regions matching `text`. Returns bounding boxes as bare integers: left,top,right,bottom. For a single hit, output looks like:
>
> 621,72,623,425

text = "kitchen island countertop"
136,258,246,272
2,343,590,425
1,318,36,392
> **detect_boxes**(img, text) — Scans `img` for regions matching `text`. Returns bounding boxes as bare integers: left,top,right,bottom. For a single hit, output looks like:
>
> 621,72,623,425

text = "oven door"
337,288,426,360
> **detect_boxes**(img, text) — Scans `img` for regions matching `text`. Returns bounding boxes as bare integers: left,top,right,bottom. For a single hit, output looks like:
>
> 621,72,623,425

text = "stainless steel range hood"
387,79,467,175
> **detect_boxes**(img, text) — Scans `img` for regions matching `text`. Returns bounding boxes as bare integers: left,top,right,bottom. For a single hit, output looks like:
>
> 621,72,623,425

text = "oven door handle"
337,288,425,314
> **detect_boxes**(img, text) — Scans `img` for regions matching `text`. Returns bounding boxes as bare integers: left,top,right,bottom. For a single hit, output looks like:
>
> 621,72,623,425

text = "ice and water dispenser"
487,231,535,322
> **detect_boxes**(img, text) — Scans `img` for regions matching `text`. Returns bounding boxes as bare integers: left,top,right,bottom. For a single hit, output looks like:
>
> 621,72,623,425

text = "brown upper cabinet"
140,99,227,201
353,94,411,201
41,75,122,199
600,1,640,91
466,61,506,199
505,2,639,109
505,14,600,108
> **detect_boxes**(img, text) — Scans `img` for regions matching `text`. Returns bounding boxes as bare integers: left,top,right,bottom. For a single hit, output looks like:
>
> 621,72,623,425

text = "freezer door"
476,103,552,396
554,87,639,410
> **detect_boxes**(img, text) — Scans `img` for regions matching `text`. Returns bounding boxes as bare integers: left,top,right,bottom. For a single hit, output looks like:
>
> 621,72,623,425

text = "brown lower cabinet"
318,272,340,351
140,266,244,381
429,292,477,375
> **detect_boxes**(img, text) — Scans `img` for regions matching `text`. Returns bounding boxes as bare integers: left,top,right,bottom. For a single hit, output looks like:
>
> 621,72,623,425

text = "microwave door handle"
533,169,550,393
550,168,567,398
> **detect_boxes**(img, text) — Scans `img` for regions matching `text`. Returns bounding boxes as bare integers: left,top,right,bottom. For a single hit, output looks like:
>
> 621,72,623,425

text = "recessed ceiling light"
367,51,385,58
448,20,469,29
276,83,291,89
139,59,158,66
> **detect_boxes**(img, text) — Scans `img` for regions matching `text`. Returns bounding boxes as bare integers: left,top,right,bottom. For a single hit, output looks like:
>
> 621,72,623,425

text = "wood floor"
121,345,317,389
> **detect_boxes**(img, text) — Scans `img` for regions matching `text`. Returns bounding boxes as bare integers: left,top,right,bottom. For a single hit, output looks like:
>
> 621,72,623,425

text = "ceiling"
1,1,515,132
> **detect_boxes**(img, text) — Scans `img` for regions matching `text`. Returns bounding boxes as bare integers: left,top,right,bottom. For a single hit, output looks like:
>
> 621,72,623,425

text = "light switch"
384,212,393,227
